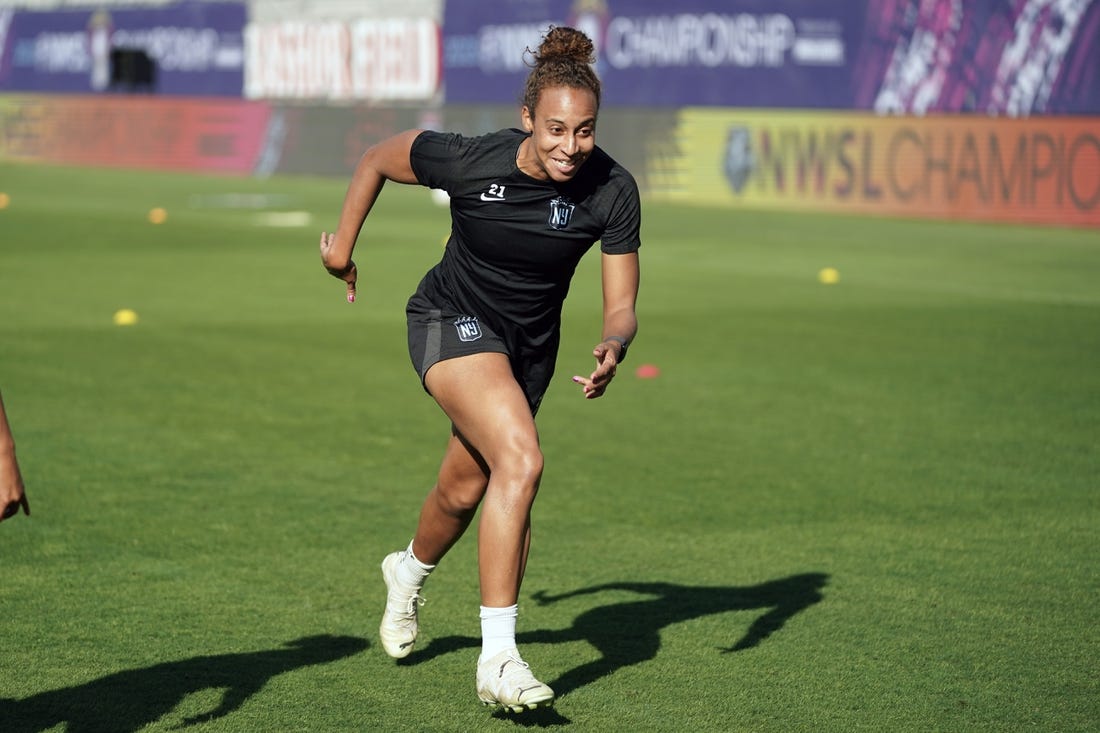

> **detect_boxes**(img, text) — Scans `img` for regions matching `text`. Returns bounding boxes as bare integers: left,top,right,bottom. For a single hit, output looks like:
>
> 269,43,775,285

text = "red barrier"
0,94,271,174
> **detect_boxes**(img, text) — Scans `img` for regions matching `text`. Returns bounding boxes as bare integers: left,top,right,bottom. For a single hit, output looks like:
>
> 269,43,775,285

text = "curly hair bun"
522,26,602,112
534,26,596,66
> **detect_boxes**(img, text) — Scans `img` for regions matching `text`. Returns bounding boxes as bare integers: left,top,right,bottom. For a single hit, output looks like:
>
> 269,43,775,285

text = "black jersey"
408,128,641,352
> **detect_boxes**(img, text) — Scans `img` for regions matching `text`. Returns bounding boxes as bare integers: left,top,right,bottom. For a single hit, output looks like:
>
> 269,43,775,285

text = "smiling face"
518,85,598,183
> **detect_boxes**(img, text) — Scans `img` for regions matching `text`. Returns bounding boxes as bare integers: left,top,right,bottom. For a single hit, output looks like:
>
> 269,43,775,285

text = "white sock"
480,604,518,660
396,540,435,589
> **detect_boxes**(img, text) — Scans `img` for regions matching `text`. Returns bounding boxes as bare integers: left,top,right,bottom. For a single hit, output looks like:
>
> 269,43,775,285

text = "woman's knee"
492,443,544,498
434,474,487,517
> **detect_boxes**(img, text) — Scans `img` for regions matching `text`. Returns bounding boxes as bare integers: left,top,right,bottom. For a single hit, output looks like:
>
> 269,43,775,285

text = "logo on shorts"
454,316,482,342
548,195,575,230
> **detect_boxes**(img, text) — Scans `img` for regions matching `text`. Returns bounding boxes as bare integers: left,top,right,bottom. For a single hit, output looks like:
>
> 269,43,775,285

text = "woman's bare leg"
411,430,489,565
424,352,543,607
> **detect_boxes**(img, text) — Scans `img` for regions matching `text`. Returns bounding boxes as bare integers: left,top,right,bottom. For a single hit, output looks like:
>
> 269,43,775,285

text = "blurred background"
1,0,1097,228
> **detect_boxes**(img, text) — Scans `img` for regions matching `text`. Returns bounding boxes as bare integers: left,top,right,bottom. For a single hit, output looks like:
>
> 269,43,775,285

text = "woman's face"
519,85,598,183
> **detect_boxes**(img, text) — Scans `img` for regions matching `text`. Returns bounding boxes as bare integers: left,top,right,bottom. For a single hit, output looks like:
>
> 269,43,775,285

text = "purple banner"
853,0,1100,115
443,0,869,109
442,0,1100,114
0,2,245,97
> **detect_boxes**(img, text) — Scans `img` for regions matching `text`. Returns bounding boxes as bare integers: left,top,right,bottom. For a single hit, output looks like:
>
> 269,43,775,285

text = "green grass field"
1,161,1097,732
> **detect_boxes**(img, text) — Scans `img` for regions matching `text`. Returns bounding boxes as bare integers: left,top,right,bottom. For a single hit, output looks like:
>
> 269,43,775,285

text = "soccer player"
319,26,640,711
0,390,30,522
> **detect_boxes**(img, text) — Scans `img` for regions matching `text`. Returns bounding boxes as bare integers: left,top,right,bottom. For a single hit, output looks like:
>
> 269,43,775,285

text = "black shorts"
406,302,557,415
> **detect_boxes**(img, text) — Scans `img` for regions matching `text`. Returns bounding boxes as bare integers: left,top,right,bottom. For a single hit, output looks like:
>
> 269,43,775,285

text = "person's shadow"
0,634,368,733
404,573,827,723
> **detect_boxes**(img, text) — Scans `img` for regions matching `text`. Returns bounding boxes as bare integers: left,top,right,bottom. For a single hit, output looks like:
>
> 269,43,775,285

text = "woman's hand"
0,448,28,522
319,231,357,303
572,340,620,399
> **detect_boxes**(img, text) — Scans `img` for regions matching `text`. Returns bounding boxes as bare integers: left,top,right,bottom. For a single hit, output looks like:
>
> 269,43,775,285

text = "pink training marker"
635,364,660,379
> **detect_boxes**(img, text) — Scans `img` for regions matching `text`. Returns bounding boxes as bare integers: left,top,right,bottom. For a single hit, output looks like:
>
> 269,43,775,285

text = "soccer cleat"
476,648,555,712
379,551,426,659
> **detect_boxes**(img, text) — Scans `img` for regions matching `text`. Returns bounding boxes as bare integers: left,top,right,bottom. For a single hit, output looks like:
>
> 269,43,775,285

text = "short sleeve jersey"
408,128,641,351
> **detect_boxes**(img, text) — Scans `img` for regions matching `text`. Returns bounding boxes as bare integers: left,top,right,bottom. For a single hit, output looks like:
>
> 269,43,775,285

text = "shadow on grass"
404,573,828,726
0,634,368,733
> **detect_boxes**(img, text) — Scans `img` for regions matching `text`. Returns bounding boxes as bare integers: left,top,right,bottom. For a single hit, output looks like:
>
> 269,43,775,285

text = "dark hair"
522,26,601,114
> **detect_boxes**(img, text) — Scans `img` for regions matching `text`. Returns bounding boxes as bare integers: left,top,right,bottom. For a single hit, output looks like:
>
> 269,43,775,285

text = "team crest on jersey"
547,195,575,230
454,316,482,342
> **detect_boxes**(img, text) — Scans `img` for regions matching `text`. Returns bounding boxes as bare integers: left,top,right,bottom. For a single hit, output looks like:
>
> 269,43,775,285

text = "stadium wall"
0,0,1097,228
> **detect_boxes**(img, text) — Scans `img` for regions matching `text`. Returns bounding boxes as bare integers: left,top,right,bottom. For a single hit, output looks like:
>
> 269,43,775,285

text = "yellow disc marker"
113,309,139,326
818,267,840,284
148,207,168,224
0,192,10,209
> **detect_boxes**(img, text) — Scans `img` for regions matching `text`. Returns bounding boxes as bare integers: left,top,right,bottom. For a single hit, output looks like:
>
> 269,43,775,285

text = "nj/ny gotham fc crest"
453,316,482,342
723,126,756,194
547,195,576,230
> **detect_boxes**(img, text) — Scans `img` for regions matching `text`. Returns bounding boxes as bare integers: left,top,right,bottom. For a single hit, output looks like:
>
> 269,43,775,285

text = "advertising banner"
442,0,1100,113
0,2,245,97
443,0,862,108
655,109,1100,227
245,18,440,102
0,94,271,173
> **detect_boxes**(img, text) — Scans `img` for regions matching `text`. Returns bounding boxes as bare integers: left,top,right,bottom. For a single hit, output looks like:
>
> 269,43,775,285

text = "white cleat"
476,648,555,712
379,551,425,659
